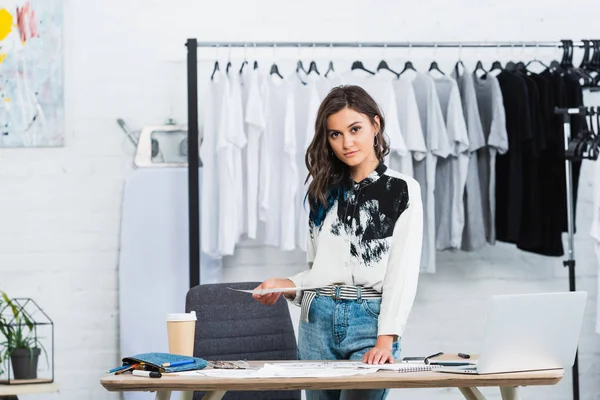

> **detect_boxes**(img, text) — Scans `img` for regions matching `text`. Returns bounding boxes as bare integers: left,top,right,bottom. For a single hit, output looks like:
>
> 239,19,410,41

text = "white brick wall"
0,0,599,399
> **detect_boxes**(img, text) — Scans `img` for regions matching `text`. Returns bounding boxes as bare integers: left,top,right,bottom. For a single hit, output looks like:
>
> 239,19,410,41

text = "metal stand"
186,38,200,289
555,106,588,400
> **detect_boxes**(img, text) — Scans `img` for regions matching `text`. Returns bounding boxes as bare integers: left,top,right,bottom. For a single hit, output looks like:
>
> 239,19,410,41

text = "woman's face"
326,107,379,168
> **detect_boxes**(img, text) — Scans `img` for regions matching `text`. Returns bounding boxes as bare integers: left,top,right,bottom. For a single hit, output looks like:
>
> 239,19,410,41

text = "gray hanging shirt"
473,73,509,245
452,65,487,251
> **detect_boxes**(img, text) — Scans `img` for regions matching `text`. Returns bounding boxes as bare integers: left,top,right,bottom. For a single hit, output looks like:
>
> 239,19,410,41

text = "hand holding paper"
229,287,299,295
248,278,297,305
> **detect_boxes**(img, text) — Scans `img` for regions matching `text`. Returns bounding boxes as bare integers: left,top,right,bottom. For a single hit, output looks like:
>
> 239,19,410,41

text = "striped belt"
300,285,381,323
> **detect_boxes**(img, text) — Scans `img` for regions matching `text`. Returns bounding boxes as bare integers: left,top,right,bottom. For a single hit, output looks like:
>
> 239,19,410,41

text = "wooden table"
100,361,563,400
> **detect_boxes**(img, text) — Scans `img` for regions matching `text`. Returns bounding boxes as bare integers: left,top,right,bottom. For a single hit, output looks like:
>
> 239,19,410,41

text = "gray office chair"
185,282,300,400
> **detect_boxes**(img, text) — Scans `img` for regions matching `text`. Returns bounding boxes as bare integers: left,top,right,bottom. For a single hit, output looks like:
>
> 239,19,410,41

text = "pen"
133,370,162,378
162,359,195,367
108,365,130,373
432,362,475,367
115,364,139,375
424,352,444,364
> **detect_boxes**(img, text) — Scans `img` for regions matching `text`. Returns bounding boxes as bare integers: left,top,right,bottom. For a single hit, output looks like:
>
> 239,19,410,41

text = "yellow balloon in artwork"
0,8,13,41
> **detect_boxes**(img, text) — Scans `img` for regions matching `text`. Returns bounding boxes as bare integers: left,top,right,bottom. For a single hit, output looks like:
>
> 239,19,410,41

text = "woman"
253,85,423,400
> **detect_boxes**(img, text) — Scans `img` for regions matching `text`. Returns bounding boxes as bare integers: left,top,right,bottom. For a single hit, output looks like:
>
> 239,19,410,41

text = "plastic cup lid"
166,311,197,322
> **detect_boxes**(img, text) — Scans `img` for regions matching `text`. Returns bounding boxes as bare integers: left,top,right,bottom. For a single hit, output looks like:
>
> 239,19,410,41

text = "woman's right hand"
252,278,296,305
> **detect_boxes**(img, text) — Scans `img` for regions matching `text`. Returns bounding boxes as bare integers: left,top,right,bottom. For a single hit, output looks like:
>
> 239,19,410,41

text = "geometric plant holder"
0,298,54,385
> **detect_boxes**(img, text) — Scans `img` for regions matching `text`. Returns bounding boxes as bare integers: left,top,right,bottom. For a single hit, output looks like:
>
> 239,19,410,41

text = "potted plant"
0,292,47,380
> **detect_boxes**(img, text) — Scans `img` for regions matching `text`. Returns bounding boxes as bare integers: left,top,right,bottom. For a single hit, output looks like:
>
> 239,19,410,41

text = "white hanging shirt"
292,74,321,252
341,71,409,171
451,65,487,251
392,76,428,176
228,73,248,242
263,75,297,251
200,73,227,259
243,68,268,239
287,164,423,338
217,76,247,256
431,74,470,251
410,72,451,273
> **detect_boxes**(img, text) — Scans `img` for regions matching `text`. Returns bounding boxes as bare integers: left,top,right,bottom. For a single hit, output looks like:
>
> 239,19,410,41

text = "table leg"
180,392,193,400
499,387,521,400
201,391,226,400
459,387,486,400
155,391,172,400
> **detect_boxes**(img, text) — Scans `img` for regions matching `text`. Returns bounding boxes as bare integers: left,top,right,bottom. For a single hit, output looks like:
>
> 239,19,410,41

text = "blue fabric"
298,296,401,400
122,352,208,373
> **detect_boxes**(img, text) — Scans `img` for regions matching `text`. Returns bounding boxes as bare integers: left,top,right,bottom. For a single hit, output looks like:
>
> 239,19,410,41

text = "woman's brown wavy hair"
304,85,390,215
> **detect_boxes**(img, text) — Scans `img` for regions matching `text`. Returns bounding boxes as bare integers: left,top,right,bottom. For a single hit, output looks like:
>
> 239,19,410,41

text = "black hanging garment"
494,70,532,244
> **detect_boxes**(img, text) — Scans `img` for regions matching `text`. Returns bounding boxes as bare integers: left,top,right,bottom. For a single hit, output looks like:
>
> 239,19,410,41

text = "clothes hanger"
561,39,574,68
210,61,220,80
239,44,248,74
454,46,467,76
525,58,548,70
269,44,283,79
239,60,248,74
490,60,503,71
350,43,374,75
548,40,570,74
324,44,335,78
296,45,308,75
224,45,232,75
428,45,444,76
399,60,416,75
376,60,399,77
428,60,444,75
474,60,487,77
579,40,591,69
376,44,399,77
505,58,517,72
270,62,284,79
306,44,320,75
581,40,600,85
592,106,600,160
325,60,335,77
351,60,375,75
296,60,308,74
308,61,320,75
563,40,594,86
592,40,600,86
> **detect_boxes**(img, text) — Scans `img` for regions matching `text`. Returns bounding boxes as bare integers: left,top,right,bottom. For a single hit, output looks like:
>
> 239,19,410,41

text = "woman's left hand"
362,345,394,364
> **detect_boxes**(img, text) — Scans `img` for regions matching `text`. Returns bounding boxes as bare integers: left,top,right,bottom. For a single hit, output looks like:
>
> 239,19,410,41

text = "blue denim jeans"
298,294,401,400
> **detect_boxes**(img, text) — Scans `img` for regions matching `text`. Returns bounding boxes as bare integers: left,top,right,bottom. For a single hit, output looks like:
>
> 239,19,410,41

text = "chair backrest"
186,282,300,400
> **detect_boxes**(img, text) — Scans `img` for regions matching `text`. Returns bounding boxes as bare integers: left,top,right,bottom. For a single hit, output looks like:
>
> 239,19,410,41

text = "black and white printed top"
288,162,423,338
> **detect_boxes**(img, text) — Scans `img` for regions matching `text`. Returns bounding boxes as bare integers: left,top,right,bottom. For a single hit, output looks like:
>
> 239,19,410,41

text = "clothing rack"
185,38,587,399
554,106,599,400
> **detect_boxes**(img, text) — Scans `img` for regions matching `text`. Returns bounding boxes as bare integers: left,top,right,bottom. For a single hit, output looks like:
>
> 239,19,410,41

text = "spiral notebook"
269,361,442,373
371,363,443,372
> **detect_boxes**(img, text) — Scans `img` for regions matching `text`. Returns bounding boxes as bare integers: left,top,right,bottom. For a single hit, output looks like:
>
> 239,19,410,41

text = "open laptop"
438,291,587,375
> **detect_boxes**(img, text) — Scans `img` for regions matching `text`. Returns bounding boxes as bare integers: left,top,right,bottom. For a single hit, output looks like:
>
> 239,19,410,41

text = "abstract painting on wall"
0,0,64,147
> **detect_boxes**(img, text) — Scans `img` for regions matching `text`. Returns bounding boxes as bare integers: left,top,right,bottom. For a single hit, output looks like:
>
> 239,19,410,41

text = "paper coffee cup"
166,311,197,356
